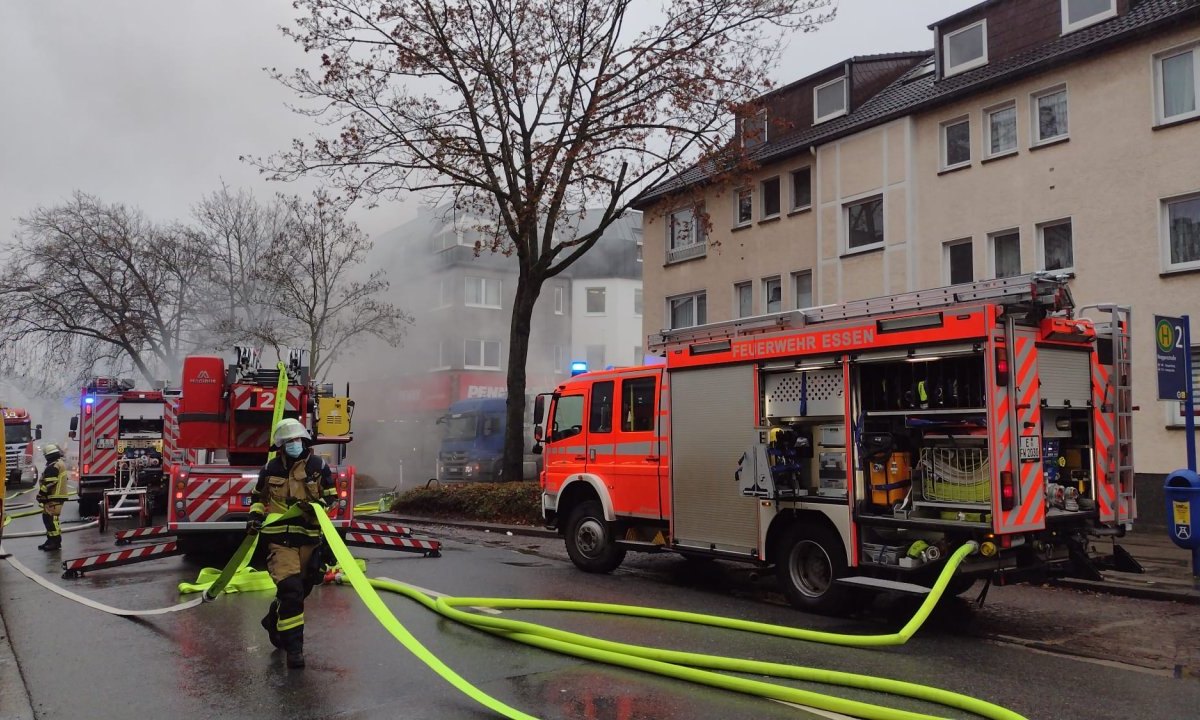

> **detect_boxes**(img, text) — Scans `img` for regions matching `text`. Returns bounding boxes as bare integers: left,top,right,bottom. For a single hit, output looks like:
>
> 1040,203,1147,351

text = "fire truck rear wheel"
775,524,848,614
77,497,100,518
565,500,626,573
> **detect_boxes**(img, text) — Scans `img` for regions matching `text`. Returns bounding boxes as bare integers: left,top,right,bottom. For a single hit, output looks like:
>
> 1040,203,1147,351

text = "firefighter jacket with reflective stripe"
250,453,335,543
40,458,69,501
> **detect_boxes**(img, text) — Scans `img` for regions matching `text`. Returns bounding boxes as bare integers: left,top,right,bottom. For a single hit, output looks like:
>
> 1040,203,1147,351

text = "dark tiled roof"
636,0,1200,207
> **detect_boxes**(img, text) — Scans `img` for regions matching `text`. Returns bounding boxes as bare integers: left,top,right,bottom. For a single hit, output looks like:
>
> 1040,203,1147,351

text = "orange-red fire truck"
536,273,1140,611
3,407,41,487
71,379,173,516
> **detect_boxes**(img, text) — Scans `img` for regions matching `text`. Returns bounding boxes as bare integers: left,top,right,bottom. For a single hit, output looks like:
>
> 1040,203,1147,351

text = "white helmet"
272,418,311,446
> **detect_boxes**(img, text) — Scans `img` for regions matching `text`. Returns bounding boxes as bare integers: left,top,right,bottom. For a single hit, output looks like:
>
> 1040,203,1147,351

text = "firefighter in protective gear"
248,418,337,669
37,443,69,551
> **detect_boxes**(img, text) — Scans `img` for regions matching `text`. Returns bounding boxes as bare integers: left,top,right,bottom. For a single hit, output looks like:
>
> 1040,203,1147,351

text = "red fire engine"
536,273,1140,611
71,379,171,517
3,407,41,487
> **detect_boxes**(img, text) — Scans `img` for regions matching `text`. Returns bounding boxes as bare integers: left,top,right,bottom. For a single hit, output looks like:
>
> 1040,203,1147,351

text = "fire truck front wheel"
565,500,626,573
775,524,848,614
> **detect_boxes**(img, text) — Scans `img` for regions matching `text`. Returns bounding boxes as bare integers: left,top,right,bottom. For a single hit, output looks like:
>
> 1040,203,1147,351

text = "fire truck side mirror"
35,424,43,440
68,431,77,440
533,395,546,425
69,416,78,432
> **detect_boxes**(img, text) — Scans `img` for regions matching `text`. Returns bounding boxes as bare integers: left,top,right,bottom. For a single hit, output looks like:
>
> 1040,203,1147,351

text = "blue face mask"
283,440,304,458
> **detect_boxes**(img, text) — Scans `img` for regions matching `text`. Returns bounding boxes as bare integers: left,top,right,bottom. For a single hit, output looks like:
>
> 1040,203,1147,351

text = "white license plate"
1018,436,1039,462
96,438,115,450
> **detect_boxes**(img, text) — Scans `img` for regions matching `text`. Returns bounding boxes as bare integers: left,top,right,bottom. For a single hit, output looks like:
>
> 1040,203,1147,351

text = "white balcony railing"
666,240,706,264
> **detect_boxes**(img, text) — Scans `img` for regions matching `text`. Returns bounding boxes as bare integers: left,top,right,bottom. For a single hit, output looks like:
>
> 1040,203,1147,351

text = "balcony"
666,240,707,265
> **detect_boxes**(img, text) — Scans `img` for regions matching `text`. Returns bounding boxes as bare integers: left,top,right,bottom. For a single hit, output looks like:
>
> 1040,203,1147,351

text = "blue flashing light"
569,361,589,377
84,397,95,405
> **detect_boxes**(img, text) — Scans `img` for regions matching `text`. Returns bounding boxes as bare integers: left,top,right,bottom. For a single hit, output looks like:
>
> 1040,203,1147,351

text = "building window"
465,339,501,370
735,282,753,318
990,230,1021,278
553,345,565,374
1163,193,1200,271
985,102,1017,158
791,167,812,211
634,288,643,316
940,116,971,169
1156,46,1199,125
668,292,707,329
792,270,813,310
740,108,767,148
763,276,782,314
1061,0,1116,35
945,239,974,284
586,345,606,372
735,188,752,226
586,287,606,314
666,206,705,263
465,276,501,308
813,77,847,123
636,242,643,263
1032,85,1069,145
846,195,884,251
437,278,454,308
1038,219,1074,271
633,346,643,365
761,176,781,219
943,20,988,76
436,340,453,369
554,285,564,314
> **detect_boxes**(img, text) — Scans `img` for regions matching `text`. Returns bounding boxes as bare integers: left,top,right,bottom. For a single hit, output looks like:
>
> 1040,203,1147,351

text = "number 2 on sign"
257,390,276,409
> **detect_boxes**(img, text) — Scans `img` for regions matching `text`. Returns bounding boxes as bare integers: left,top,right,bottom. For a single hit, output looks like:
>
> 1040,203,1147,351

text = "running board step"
616,540,666,552
835,576,932,595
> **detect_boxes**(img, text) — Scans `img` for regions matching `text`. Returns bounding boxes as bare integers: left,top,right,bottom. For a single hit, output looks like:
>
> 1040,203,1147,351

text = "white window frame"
791,270,813,310
633,288,643,317
1037,218,1075,272
735,187,753,227
435,278,454,309
844,193,885,254
762,276,782,314
1061,0,1117,35
940,115,972,170
666,206,706,264
943,238,974,285
734,281,753,318
668,291,707,330
983,100,1018,159
553,285,564,315
585,286,607,315
790,166,812,212
464,275,502,309
432,340,453,371
813,76,847,124
464,339,502,370
1154,43,1200,126
740,108,768,148
988,229,1022,279
1161,191,1200,273
760,176,782,220
553,345,565,374
1031,84,1070,146
943,20,988,77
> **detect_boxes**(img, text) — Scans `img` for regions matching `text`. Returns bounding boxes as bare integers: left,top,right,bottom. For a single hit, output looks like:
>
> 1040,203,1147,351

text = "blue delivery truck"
434,397,540,483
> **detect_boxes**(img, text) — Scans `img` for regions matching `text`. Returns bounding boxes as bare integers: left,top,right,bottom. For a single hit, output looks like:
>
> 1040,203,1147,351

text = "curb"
1049,577,1200,605
377,513,559,540
0,561,36,720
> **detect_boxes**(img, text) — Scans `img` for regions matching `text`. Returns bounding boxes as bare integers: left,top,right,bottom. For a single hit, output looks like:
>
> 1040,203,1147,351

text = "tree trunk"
503,271,541,483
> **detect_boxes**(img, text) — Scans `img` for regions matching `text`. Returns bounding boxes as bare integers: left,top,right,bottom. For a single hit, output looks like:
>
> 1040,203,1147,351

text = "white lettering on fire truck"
731,328,876,360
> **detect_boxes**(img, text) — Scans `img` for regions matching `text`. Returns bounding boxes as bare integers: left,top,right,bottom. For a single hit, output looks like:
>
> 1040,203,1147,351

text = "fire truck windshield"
3,423,31,445
443,414,478,441
119,418,164,436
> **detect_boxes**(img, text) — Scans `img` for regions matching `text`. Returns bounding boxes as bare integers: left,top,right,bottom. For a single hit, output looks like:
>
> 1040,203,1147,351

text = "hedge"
391,481,542,525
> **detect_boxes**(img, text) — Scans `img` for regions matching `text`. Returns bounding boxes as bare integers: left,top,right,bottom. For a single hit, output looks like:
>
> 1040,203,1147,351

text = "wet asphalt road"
2,503,1199,720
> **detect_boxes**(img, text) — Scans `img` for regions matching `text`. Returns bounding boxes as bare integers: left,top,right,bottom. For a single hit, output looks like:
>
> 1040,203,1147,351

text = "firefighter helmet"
43,443,62,457
272,418,311,446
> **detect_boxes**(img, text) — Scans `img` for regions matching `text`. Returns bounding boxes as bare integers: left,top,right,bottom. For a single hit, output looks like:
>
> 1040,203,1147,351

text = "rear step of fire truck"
63,520,440,578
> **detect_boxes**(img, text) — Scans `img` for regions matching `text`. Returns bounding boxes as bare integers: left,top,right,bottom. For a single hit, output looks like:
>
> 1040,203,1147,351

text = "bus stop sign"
1156,315,1189,401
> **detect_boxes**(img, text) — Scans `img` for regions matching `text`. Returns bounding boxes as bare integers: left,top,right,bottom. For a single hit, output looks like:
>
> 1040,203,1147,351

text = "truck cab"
436,397,539,483
3,408,41,486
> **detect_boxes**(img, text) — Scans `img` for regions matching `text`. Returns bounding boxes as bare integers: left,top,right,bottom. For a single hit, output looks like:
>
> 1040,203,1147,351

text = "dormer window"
1061,0,1116,35
943,20,987,77
740,109,767,148
814,77,847,123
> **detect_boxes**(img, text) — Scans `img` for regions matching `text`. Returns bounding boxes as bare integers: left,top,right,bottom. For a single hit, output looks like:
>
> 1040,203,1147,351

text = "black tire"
77,496,100,518
564,500,626,573
775,523,849,614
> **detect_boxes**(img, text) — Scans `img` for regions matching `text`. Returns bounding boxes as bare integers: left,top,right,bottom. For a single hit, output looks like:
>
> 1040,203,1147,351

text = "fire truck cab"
537,273,1138,611
3,407,41,486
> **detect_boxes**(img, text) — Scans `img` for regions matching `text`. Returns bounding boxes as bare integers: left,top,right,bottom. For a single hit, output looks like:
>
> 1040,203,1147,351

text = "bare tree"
257,0,835,480
240,190,410,381
0,192,207,385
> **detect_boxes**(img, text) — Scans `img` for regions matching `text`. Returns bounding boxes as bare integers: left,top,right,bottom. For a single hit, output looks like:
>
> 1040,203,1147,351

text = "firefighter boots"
37,537,61,551
282,627,305,669
286,648,306,669
261,602,283,650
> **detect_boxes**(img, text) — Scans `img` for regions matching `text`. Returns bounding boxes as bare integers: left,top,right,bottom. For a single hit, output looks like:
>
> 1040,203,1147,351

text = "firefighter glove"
246,511,264,535
36,493,47,505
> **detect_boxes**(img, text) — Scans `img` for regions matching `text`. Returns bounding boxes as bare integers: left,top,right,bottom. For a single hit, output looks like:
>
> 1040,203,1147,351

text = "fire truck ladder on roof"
1081,304,1136,527
649,272,1076,351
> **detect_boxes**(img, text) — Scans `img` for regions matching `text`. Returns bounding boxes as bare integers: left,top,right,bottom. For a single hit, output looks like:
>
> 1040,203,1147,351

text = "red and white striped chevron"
230,385,302,412
62,541,180,573
114,526,174,543
80,396,120,478
183,476,258,523
347,521,412,537
344,532,440,553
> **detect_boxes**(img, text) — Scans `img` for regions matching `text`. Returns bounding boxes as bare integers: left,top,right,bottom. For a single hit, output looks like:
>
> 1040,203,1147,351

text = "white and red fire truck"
3,407,41,486
536,273,1140,611
71,379,174,516
167,347,358,554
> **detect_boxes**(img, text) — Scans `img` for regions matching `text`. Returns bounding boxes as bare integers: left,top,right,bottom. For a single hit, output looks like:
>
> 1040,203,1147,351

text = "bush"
391,482,542,525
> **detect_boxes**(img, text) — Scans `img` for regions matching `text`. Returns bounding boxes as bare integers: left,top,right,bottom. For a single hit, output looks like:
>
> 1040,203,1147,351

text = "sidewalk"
383,513,1200,604
0,555,36,720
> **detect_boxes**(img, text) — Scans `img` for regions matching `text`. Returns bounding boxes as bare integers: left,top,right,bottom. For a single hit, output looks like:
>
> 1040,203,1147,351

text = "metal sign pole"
1185,315,1196,473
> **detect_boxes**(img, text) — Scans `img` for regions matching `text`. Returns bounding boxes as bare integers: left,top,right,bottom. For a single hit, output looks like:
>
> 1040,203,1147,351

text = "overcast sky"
0,0,973,247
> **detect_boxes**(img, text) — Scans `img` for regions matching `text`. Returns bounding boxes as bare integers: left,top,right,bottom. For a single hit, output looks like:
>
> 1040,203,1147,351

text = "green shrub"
391,482,542,525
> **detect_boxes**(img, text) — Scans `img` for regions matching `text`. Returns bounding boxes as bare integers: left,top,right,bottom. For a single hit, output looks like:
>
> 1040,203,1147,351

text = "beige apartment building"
637,0,1200,509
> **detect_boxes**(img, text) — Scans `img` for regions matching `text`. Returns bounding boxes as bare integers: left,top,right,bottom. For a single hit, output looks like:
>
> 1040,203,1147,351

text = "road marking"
375,576,502,615
984,638,1173,677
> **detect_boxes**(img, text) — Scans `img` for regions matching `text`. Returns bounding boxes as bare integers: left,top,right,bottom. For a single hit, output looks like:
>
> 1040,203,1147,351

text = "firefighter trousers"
41,502,63,538
263,542,320,652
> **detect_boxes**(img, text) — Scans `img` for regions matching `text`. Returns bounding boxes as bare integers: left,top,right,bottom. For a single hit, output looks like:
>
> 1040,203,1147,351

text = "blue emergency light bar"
84,397,95,405
570,361,588,376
